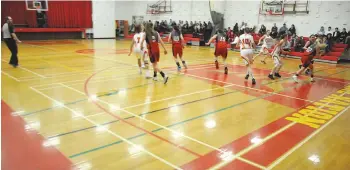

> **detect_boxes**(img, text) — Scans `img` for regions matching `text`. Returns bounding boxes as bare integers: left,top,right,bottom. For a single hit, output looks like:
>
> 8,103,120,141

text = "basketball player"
268,34,287,80
128,24,151,78
239,28,256,84
254,30,274,64
168,25,187,71
299,35,317,74
292,54,315,83
140,22,169,84
206,29,229,74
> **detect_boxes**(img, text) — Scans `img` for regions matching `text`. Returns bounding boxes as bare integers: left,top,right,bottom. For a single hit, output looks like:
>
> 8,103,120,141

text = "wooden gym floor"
1,39,350,170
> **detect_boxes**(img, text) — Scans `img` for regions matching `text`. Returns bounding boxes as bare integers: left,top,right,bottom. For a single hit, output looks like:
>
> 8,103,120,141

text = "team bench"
15,28,87,40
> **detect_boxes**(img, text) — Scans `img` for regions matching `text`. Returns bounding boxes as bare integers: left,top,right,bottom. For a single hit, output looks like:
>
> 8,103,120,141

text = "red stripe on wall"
1,100,73,170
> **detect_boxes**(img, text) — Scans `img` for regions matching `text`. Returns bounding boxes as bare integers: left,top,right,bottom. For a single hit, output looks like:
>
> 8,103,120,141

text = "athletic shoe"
141,64,145,68
163,76,169,84
177,67,181,72
310,78,315,82
252,78,256,85
299,65,302,69
215,60,219,69
305,69,310,75
224,67,228,74
245,74,249,80
292,75,298,83
145,71,152,78
183,62,188,69
153,77,158,81
274,73,281,78
268,74,275,80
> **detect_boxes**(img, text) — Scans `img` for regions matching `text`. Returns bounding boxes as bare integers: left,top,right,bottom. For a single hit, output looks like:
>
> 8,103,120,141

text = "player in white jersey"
128,24,151,77
253,30,275,64
239,28,256,85
268,34,287,80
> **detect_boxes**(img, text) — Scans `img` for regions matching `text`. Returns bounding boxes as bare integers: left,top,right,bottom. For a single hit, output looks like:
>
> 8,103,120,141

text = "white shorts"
241,49,254,65
134,48,148,59
273,55,283,66
260,45,271,54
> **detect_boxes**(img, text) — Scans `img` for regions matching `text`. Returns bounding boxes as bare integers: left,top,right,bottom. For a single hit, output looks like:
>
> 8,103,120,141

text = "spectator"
339,28,347,43
317,26,325,35
325,34,333,53
258,24,266,35
279,23,288,36
240,22,245,34
333,27,340,42
326,26,332,36
290,33,298,47
227,27,234,42
233,23,239,35
289,24,296,35
183,21,189,29
271,23,278,38
294,36,305,52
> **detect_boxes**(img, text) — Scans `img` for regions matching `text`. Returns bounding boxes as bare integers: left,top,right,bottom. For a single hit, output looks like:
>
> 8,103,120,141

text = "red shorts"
172,45,183,57
148,50,160,63
301,55,313,69
214,48,227,58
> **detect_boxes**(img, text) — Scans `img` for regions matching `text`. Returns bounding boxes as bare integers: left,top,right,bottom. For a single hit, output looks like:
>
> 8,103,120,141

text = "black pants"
4,38,18,66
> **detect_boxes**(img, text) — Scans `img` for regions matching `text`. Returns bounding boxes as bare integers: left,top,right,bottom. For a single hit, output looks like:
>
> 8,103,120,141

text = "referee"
2,16,21,68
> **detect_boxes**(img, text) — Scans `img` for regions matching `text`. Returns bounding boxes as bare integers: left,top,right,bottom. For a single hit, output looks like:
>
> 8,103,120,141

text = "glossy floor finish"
1,39,350,170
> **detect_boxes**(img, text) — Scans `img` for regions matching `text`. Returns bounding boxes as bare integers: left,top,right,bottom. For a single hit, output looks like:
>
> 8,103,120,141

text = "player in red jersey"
168,25,187,71
140,22,169,84
206,29,229,74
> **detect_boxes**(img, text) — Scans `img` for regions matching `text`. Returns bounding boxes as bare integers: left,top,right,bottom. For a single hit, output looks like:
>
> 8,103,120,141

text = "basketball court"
2,38,350,170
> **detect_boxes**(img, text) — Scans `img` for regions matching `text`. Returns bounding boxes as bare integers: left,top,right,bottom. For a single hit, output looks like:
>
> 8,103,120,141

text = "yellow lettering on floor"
306,106,338,115
298,109,332,120
285,113,326,129
327,94,350,103
319,98,349,106
313,102,345,112
285,86,350,129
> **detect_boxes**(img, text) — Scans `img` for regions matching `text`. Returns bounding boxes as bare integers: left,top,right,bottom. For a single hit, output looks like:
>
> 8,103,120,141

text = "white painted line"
183,72,314,103
30,87,182,170
1,71,20,82
209,87,349,170
266,92,350,169
2,59,47,78
59,83,265,170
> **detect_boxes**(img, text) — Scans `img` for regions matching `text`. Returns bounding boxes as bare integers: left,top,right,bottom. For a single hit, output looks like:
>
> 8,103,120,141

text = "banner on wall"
132,16,144,24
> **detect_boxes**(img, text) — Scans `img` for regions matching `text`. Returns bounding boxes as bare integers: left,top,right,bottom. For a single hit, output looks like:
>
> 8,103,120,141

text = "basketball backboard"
260,0,284,16
26,0,48,11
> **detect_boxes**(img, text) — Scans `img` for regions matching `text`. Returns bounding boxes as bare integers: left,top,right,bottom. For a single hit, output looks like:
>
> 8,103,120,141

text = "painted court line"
65,79,317,159
266,93,350,169
2,60,47,78
208,86,350,169
30,87,182,170
1,71,21,82
60,83,203,158
183,72,314,103
59,83,265,169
